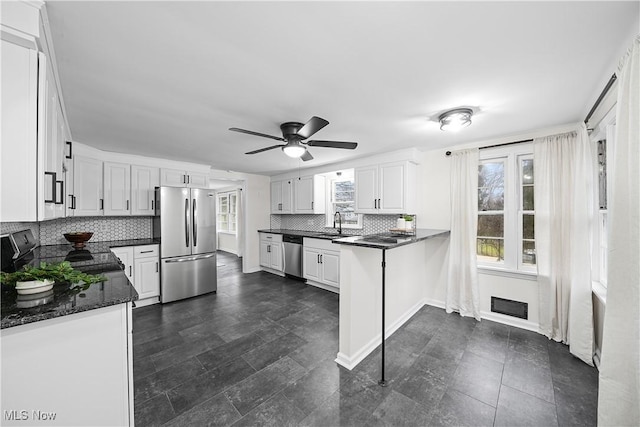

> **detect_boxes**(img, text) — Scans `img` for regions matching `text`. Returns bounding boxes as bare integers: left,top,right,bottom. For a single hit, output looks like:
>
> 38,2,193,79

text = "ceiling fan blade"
297,116,329,139
306,140,358,149
245,144,286,155
229,127,284,141
301,150,314,161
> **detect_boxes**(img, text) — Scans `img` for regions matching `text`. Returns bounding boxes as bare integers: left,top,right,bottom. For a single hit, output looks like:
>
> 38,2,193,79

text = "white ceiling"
46,1,638,176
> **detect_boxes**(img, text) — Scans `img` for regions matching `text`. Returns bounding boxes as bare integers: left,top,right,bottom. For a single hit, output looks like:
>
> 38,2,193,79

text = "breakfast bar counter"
332,229,450,377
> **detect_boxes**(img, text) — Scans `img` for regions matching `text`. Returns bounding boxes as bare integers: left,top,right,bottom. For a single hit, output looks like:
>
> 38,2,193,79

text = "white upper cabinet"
71,155,103,216
131,165,159,215
104,162,131,215
0,40,38,221
271,179,293,214
160,168,208,188
355,161,416,214
294,175,326,214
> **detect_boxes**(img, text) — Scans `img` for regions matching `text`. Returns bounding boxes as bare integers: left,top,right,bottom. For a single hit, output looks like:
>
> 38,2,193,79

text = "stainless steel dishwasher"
282,234,303,279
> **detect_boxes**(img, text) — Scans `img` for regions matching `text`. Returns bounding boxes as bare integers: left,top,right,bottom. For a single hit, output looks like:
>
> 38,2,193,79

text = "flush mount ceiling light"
439,108,473,132
282,143,307,158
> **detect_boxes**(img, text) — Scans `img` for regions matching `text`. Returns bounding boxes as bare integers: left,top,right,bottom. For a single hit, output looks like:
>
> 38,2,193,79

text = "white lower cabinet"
259,233,284,273
1,303,134,427
111,245,159,307
303,238,340,292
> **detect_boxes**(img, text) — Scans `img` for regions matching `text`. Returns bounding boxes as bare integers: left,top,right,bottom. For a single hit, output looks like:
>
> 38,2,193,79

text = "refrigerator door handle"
192,198,197,247
185,198,190,247
165,253,215,263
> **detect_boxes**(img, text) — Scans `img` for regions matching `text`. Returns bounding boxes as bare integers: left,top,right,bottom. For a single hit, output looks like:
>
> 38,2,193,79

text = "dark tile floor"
133,251,599,426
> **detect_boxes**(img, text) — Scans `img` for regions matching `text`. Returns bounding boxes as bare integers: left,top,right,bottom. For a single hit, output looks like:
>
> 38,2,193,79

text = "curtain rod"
445,139,533,156
584,73,617,125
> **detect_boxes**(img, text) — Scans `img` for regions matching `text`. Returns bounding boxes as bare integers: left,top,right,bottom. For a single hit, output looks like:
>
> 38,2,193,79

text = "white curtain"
534,124,595,365
598,35,640,427
446,148,481,320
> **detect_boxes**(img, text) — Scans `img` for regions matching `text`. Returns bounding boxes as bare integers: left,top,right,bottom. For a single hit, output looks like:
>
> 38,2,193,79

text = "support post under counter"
333,230,450,381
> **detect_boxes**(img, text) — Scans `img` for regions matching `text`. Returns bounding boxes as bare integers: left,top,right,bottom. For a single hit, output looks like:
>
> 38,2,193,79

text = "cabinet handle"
320,254,323,264
187,175,190,184
126,200,129,210
312,201,314,209
151,199,154,210
55,181,64,204
140,250,153,254
317,254,320,264
377,198,381,209
65,141,73,159
267,245,271,253
129,266,132,277
69,195,76,210
44,172,56,203
156,262,159,273
100,198,104,210
374,199,377,209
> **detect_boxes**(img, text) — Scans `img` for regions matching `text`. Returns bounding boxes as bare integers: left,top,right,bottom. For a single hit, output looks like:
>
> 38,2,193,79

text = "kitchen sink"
312,232,350,238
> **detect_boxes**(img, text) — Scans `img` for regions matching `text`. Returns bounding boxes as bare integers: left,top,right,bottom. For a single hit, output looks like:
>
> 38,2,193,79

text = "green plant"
403,215,414,221
0,261,106,286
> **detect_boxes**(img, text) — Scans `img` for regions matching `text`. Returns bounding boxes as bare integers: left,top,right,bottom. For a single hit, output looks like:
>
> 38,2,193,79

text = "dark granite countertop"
0,239,158,329
333,229,450,249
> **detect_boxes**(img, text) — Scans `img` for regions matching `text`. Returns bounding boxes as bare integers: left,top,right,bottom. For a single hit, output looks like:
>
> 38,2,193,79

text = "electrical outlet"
307,219,314,225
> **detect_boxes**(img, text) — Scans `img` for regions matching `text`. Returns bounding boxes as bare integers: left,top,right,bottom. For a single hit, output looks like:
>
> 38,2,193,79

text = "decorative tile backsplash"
1,217,152,246
272,214,402,236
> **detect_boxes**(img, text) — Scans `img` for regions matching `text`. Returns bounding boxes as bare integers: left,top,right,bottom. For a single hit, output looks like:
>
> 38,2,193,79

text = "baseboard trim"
335,299,425,370
306,280,339,294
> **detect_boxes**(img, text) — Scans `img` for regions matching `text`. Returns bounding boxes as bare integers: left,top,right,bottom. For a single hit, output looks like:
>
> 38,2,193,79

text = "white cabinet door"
270,179,293,214
259,241,271,267
321,250,340,288
72,155,103,216
0,40,38,222
354,165,378,213
303,247,321,282
111,247,134,285
160,168,187,187
379,161,406,213
104,162,131,216
160,169,207,188
295,176,314,213
131,165,159,215
134,257,159,300
269,242,283,271
187,171,208,188
270,181,283,213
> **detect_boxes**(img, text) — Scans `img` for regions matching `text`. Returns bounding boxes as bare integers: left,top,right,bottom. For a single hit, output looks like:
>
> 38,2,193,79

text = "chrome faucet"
333,211,342,234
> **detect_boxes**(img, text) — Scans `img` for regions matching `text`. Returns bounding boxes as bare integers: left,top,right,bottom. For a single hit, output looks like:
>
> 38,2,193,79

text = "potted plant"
403,215,415,229
1,261,106,295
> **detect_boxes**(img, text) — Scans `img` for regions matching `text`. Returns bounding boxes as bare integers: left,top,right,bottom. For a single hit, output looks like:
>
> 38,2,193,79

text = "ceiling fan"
229,116,357,161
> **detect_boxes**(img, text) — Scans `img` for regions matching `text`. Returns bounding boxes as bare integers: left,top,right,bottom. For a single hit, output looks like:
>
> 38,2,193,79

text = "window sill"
592,281,607,305
217,231,237,236
477,266,538,281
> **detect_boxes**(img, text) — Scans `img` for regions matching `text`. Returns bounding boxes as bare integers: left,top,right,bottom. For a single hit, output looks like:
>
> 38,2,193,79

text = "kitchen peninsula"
1,242,142,426
333,229,450,373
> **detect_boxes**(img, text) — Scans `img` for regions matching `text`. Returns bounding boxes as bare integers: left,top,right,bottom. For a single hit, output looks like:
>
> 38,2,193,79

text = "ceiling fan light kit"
282,144,306,158
229,116,357,162
439,108,473,132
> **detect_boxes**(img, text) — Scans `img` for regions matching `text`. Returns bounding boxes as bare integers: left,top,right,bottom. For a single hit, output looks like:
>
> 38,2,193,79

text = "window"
597,138,609,286
477,145,535,274
217,191,237,233
325,170,362,229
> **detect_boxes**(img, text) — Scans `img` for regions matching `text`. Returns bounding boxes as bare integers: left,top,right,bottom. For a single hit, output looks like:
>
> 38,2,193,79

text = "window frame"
324,171,363,229
478,143,536,276
217,191,237,234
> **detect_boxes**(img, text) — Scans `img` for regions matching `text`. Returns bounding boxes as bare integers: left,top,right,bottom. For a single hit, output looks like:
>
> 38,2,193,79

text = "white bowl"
15,279,55,295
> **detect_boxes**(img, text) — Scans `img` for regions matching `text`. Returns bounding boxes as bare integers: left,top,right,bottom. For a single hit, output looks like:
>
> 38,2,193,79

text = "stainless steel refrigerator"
153,187,217,303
